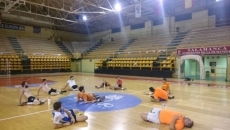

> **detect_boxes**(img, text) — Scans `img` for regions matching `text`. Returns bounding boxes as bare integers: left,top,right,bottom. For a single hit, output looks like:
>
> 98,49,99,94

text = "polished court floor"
0,72,230,130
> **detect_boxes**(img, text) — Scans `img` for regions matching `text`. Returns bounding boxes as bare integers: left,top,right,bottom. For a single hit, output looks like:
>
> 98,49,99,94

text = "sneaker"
73,89,78,91
122,88,127,90
61,90,67,93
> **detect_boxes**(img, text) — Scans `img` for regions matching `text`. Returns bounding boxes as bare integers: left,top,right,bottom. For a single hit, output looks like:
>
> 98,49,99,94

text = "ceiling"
0,0,229,34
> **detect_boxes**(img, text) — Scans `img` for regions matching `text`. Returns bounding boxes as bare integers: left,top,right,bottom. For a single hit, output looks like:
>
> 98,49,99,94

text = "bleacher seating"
17,37,65,55
95,56,176,71
62,41,74,53
28,55,70,71
0,55,22,71
179,26,230,48
160,56,176,71
0,34,15,54
116,33,177,58
84,38,130,59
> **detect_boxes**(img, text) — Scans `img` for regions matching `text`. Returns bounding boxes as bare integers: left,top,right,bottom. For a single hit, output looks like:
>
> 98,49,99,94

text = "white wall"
208,15,216,28
192,10,209,29
81,59,96,73
153,17,171,34
204,55,227,76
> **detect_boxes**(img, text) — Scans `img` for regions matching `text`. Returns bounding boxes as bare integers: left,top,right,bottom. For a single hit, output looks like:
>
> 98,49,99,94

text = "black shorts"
118,84,122,87
72,85,78,89
101,83,108,87
48,88,57,94
28,96,36,102
69,109,77,122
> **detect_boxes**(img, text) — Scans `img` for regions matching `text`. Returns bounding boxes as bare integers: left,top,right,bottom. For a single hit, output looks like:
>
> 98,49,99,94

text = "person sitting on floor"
18,81,45,106
37,79,66,96
110,76,126,90
141,107,194,130
149,87,169,102
77,86,105,103
52,101,88,129
161,78,175,98
63,76,78,91
95,79,111,89
161,78,171,94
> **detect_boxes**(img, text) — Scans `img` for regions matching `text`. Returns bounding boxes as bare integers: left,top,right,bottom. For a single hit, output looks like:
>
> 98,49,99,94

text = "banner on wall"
135,4,141,18
177,46,230,56
0,23,25,31
185,0,193,9
33,26,41,34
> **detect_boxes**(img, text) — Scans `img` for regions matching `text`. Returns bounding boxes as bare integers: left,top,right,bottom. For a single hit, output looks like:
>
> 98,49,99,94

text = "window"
131,23,145,30
111,28,121,33
153,19,163,26
175,13,192,22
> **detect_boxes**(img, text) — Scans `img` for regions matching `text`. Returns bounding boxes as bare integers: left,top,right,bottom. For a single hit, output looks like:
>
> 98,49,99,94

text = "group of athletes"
18,76,193,130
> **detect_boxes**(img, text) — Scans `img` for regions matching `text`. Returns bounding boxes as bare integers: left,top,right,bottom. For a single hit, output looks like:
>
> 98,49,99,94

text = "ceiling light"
83,15,87,21
114,3,122,12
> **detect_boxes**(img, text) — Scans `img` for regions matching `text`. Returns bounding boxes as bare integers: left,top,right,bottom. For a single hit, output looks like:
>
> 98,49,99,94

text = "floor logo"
59,92,142,112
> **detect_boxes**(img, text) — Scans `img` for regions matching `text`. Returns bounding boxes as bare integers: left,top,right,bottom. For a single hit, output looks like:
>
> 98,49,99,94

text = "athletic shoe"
73,89,78,91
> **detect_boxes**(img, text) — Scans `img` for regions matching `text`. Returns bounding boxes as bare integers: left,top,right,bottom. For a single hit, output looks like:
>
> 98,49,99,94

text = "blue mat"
58,92,142,112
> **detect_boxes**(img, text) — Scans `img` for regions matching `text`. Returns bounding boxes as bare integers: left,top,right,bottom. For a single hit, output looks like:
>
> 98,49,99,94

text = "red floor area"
0,77,54,87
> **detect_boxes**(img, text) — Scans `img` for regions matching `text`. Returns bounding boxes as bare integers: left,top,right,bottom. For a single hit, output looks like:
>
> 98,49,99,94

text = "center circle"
58,92,142,112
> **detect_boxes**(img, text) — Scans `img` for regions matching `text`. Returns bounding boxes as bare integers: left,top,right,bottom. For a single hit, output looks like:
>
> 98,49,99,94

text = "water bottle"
48,99,51,105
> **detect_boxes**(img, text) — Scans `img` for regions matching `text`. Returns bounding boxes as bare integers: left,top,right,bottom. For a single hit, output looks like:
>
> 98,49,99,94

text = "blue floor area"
59,92,142,112
185,75,227,82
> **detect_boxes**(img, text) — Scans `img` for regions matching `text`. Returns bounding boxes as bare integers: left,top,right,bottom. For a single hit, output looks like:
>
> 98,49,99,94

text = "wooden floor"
0,72,230,130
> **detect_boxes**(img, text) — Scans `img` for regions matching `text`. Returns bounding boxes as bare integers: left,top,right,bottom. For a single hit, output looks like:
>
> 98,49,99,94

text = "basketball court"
0,72,230,130
0,0,230,130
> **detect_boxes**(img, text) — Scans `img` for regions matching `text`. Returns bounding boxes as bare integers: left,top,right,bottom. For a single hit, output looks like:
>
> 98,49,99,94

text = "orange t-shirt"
77,92,94,101
159,109,184,130
162,82,170,91
153,88,168,100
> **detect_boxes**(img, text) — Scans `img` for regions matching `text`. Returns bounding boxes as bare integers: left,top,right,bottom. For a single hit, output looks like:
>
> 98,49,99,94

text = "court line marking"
0,109,52,121
0,88,146,122
0,77,90,122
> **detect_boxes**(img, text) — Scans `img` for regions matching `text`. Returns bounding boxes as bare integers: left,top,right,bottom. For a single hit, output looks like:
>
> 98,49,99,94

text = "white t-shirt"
39,84,51,92
53,109,69,124
67,80,76,88
22,88,33,98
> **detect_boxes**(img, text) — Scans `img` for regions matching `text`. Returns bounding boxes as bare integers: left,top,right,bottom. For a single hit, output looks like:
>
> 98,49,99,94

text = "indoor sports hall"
0,0,230,130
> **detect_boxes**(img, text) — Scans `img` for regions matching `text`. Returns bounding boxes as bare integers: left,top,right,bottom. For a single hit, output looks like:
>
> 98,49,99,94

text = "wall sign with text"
0,23,25,31
177,46,230,55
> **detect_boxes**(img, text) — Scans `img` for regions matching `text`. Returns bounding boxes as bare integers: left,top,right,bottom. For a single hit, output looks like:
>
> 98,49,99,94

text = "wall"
192,10,209,29
111,26,131,39
227,56,230,81
81,59,97,73
90,29,111,41
53,30,86,41
0,24,87,41
204,55,227,76
71,60,81,72
91,9,215,41
153,17,171,34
